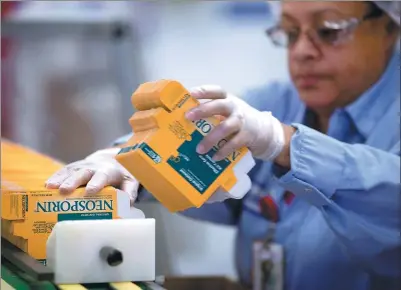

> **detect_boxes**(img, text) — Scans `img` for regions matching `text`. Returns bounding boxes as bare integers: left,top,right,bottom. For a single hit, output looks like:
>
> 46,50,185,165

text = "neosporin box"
1,139,134,264
116,80,255,212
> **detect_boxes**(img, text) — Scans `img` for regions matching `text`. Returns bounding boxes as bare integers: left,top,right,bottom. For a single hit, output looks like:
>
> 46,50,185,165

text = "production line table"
1,239,248,290
1,239,166,290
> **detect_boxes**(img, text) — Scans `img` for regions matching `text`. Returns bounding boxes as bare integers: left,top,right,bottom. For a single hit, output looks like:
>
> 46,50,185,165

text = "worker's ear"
385,20,398,34
383,20,400,52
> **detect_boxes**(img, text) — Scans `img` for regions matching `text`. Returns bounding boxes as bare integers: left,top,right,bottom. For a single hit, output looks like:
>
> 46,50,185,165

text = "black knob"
111,23,128,40
100,246,123,267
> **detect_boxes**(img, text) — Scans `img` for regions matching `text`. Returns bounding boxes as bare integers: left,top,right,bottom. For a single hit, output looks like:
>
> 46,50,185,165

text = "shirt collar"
345,49,400,139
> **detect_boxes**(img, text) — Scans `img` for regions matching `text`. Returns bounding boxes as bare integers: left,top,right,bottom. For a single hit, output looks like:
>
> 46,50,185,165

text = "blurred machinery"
1,1,148,162
1,1,20,139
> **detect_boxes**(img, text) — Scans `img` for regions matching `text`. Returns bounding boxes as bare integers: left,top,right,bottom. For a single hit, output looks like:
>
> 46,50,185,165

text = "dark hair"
365,2,385,19
365,1,397,33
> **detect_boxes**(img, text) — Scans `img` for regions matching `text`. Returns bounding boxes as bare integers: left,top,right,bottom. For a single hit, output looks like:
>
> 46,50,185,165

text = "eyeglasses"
266,7,384,48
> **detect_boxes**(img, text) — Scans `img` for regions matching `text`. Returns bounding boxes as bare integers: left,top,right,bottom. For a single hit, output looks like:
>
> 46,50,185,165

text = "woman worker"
46,1,400,290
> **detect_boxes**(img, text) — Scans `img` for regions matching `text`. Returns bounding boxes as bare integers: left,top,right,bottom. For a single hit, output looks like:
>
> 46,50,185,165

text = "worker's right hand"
45,148,140,205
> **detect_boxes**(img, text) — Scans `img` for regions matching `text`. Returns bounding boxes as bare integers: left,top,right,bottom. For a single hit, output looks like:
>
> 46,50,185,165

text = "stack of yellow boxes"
1,139,128,265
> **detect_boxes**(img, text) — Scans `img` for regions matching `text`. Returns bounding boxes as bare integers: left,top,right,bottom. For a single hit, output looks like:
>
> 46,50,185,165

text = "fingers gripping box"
1,139,138,264
115,80,255,212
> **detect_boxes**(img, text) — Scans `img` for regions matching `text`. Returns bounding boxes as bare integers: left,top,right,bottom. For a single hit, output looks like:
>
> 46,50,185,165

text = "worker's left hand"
45,148,140,206
186,85,286,161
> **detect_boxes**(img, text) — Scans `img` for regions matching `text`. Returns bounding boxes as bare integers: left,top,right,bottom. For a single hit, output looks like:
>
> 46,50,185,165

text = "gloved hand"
186,85,285,162
45,148,140,205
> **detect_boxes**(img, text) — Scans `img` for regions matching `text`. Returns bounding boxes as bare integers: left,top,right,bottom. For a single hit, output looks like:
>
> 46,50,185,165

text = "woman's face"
281,1,398,112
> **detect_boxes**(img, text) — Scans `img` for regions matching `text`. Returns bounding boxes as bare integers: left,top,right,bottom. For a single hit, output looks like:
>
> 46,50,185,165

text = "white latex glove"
186,85,285,161
45,148,140,205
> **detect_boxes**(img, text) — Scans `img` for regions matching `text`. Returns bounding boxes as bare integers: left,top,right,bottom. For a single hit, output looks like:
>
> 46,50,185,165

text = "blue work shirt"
113,50,400,290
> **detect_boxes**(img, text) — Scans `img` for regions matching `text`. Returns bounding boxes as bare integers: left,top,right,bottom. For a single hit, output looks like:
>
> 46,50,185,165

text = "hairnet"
373,1,400,26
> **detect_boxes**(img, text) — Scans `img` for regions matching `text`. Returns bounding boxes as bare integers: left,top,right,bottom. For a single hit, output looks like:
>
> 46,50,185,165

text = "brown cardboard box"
163,276,249,290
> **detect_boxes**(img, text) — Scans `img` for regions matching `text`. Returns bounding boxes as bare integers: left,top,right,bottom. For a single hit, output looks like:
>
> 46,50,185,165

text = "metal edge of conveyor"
1,238,55,281
141,281,168,290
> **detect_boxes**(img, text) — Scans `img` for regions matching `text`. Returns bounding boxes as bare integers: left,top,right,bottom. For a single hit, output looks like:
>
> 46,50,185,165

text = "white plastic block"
46,218,155,284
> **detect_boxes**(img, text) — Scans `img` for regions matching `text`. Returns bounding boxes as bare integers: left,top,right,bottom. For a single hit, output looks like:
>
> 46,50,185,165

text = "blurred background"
1,0,289,280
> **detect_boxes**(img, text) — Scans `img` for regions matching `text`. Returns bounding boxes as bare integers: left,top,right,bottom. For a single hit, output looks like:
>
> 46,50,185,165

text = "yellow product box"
116,80,255,212
1,139,134,264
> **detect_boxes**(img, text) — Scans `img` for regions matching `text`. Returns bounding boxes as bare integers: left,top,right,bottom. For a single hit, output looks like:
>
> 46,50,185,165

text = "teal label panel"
118,143,162,164
139,143,162,164
167,130,231,193
58,212,112,221
118,144,139,154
